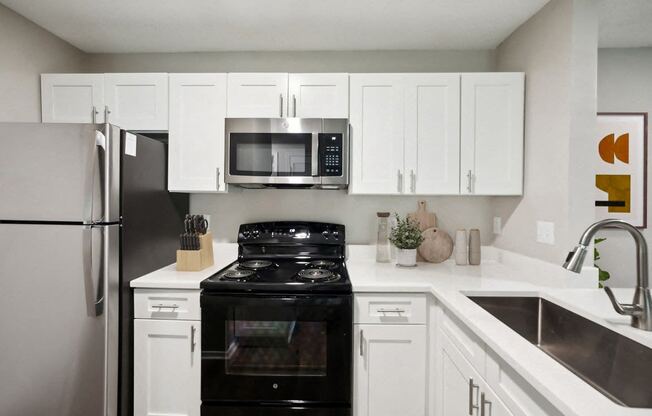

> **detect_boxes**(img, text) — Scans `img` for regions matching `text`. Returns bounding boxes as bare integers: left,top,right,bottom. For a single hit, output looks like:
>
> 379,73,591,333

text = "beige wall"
86,50,496,73
192,191,495,245
491,0,598,266
0,4,86,122
596,48,652,287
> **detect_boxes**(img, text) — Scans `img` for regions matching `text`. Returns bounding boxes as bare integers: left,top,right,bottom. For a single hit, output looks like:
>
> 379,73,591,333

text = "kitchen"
1,1,651,416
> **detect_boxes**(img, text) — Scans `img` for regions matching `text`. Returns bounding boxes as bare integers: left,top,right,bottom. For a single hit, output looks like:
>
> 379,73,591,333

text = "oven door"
201,293,352,406
226,131,319,186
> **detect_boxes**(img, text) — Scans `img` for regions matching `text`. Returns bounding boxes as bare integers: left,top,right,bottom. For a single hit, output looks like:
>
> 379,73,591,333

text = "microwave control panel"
318,133,343,176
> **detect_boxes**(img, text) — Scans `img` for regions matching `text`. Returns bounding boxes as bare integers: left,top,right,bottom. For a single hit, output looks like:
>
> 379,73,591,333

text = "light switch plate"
536,221,555,245
493,217,502,235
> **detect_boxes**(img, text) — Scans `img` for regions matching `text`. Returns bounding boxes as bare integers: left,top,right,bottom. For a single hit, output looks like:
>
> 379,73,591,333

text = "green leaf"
594,237,607,245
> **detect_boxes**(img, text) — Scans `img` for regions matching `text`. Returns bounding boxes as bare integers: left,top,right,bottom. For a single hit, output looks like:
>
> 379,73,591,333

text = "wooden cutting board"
409,200,436,231
408,201,436,261
418,227,454,264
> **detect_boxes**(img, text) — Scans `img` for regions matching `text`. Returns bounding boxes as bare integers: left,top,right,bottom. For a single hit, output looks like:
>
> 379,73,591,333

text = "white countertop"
131,242,652,416
130,243,237,289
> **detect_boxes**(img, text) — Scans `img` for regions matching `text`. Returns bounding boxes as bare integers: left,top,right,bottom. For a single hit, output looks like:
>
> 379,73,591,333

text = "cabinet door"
354,324,426,416
288,73,349,118
404,74,460,195
441,331,482,416
226,73,288,117
134,319,200,416
41,74,105,123
349,74,405,194
478,385,515,416
168,74,227,193
460,73,524,195
104,73,169,130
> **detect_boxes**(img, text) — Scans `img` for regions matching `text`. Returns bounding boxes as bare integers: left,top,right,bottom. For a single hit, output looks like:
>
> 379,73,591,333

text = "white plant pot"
396,248,417,267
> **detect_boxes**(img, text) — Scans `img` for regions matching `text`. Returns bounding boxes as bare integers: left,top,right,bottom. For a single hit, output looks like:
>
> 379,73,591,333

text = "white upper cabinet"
349,74,405,194
168,74,228,193
404,74,461,195
41,74,105,123
460,73,524,195
288,73,349,118
226,73,288,118
354,324,427,416
104,73,169,131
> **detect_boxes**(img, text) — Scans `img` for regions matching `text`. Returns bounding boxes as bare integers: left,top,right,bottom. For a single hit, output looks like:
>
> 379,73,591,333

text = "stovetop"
201,222,351,294
201,257,352,294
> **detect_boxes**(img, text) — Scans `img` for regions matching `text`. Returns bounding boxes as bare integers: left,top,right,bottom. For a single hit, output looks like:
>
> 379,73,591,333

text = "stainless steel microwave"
225,118,349,189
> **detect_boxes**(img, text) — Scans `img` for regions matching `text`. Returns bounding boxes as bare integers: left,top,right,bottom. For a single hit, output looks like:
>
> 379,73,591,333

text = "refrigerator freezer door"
0,222,119,416
0,123,120,223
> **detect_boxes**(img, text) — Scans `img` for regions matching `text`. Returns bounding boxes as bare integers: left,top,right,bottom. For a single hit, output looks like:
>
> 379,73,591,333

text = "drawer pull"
376,307,406,314
480,392,491,416
154,304,179,310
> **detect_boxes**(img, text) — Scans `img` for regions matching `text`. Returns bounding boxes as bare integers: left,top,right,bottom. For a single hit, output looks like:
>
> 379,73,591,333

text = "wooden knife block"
176,232,214,271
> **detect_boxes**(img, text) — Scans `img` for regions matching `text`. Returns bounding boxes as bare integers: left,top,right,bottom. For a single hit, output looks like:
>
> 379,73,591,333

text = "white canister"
396,248,417,267
454,229,468,265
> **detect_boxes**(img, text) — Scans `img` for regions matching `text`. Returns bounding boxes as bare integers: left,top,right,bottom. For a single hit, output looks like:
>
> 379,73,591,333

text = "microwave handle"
311,132,319,176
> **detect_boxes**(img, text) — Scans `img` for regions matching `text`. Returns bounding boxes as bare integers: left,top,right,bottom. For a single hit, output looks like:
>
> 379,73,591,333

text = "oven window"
225,320,327,377
229,133,312,176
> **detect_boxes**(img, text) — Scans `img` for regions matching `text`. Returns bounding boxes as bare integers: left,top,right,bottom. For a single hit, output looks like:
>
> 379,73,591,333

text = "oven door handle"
311,132,319,176
201,293,352,308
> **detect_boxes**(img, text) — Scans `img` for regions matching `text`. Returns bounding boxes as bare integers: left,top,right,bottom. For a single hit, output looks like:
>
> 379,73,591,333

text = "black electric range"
200,222,352,416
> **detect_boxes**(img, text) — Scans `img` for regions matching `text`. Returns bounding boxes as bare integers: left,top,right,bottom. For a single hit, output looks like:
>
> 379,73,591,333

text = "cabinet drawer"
355,293,427,324
441,309,485,376
134,289,200,320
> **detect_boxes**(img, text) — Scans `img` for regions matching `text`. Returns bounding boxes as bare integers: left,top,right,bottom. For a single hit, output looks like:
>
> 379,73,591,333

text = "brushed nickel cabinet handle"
467,170,473,193
469,378,480,415
104,106,111,124
279,94,283,117
359,330,364,356
480,392,491,416
216,167,221,190
410,169,416,193
92,106,98,124
397,170,403,193
191,325,196,352
293,94,297,117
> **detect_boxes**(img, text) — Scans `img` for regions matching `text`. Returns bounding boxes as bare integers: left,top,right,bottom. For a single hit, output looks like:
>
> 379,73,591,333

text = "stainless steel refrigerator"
0,123,188,416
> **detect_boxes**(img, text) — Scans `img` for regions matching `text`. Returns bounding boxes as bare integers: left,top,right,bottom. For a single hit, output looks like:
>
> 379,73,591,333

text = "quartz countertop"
130,242,652,416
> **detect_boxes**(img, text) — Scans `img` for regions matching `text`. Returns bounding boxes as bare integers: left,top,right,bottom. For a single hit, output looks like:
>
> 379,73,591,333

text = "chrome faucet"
563,219,652,331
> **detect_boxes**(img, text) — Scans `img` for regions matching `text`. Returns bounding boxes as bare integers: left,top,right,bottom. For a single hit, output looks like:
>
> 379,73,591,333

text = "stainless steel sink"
468,296,652,408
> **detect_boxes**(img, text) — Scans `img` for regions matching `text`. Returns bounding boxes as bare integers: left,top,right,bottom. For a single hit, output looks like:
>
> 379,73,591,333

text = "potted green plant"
389,214,424,267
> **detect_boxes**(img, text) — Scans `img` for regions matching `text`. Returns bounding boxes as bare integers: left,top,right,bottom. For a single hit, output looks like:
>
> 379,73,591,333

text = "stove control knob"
253,229,260,238
322,230,329,239
333,231,339,239
243,230,251,239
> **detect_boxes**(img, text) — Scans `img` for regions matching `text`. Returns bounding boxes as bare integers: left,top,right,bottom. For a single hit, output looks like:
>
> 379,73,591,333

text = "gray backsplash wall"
191,190,494,244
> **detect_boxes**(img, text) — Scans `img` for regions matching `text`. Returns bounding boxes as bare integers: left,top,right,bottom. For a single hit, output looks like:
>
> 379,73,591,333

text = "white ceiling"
599,0,652,48
0,0,550,53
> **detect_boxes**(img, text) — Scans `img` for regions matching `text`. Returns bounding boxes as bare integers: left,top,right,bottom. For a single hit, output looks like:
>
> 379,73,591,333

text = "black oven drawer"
202,404,351,416
201,293,352,405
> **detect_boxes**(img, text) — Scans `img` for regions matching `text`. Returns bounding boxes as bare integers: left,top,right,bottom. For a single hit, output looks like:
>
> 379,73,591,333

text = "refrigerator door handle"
82,225,104,316
84,130,107,225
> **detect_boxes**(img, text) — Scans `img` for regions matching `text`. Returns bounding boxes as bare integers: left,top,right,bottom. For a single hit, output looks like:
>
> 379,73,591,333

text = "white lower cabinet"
435,305,562,416
354,294,428,416
134,290,201,416
355,324,427,416
440,330,512,416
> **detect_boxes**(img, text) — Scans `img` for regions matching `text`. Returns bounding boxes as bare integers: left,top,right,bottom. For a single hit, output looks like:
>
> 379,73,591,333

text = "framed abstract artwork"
595,113,648,228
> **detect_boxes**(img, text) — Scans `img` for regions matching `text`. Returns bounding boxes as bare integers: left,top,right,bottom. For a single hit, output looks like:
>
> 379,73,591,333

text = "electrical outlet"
493,217,502,235
536,221,555,245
